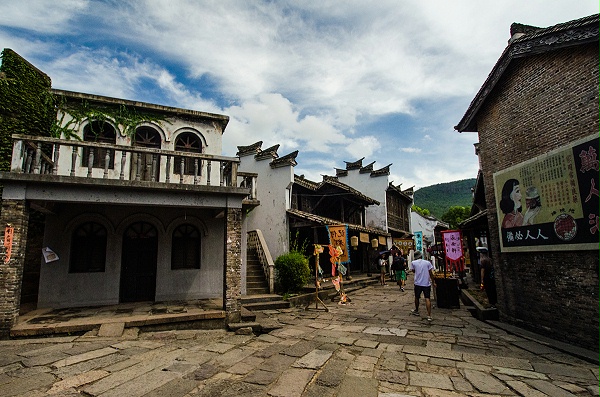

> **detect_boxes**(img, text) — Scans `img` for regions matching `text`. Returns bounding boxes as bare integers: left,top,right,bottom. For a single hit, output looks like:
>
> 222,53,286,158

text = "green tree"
412,205,430,217
441,206,471,229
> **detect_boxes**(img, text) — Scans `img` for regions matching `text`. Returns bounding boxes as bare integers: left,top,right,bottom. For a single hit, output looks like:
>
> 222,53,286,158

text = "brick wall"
224,207,242,323
0,200,30,338
477,43,599,350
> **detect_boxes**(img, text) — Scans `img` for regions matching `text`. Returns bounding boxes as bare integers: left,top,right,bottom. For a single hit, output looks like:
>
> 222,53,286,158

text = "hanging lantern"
350,236,359,250
371,238,378,248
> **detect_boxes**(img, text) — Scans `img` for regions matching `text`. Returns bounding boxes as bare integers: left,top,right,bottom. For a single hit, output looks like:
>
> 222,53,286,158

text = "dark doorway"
131,127,162,181
120,221,158,302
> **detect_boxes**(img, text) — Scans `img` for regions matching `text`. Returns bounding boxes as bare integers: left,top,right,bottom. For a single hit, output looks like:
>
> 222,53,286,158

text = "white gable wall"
337,170,389,231
239,155,294,261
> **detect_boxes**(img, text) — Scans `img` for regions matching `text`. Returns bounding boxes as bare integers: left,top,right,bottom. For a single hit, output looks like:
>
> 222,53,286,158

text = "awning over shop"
458,209,488,230
287,208,390,237
387,226,413,238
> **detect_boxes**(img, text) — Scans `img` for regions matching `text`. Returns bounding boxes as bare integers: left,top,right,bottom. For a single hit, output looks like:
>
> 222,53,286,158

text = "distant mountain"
413,178,476,218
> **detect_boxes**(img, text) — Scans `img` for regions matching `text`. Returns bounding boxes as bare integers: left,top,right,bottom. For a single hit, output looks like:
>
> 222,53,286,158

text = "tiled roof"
271,150,298,168
287,209,390,236
459,209,489,229
387,183,413,202
455,14,598,132
335,168,348,177
360,161,375,174
370,164,391,177
293,174,379,205
344,158,364,170
293,174,319,190
321,175,380,205
237,141,263,157
255,144,280,161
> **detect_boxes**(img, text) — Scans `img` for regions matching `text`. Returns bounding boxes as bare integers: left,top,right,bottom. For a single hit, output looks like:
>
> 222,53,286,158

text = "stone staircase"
246,248,270,295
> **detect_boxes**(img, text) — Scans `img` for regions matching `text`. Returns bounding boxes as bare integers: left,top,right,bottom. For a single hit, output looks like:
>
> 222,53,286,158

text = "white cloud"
1,0,596,188
0,0,88,34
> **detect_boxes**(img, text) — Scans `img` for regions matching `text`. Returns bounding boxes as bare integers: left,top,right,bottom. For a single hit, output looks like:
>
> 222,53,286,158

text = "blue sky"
1,1,597,190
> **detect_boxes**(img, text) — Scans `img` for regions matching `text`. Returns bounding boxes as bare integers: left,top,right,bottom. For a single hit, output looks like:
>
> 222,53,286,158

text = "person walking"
477,246,497,308
378,252,388,286
392,251,407,291
409,250,436,321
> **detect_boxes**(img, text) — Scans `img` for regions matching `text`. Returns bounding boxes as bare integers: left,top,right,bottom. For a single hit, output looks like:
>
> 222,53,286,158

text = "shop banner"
392,238,414,254
493,134,599,252
414,231,423,254
327,225,349,264
441,230,465,273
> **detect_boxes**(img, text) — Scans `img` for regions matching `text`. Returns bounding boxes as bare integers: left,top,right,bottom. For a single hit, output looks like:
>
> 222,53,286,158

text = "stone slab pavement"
0,282,597,396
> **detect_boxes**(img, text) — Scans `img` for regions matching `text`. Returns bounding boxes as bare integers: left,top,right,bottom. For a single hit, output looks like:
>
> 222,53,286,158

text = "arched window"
171,224,201,269
82,120,116,169
70,222,107,273
174,132,202,175
132,126,162,181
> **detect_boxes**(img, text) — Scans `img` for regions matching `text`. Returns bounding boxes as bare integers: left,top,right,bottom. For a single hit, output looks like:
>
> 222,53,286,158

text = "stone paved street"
0,282,597,396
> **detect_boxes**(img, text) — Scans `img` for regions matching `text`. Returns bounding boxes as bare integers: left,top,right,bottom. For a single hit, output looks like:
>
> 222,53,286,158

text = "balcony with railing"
5,134,258,204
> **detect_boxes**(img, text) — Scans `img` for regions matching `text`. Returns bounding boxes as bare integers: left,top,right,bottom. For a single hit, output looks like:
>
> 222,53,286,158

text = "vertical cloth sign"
327,225,349,264
441,230,465,273
414,231,423,254
4,225,14,264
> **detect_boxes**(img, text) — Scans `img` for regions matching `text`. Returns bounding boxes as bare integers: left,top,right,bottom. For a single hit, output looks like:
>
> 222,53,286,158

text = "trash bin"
435,278,460,309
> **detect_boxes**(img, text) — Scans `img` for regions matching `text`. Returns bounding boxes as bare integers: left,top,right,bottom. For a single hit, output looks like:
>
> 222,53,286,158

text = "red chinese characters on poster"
441,230,465,273
493,134,599,252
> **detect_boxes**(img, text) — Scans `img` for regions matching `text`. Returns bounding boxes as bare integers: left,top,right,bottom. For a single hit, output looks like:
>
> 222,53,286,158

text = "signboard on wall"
327,225,349,264
359,232,370,243
392,238,414,254
493,134,599,252
414,231,423,253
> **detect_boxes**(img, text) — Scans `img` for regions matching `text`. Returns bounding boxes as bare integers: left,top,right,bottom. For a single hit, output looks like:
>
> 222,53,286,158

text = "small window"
174,132,202,175
171,224,201,269
82,120,116,169
70,222,107,273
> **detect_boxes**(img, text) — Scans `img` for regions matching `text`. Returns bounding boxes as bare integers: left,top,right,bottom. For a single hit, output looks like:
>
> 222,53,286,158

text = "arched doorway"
120,221,158,302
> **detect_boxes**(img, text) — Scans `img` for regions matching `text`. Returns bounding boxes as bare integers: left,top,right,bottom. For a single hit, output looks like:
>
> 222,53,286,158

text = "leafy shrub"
274,251,310,294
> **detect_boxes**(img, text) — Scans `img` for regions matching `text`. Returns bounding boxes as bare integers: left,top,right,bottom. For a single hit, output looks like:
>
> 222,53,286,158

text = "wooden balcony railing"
9,134,257,200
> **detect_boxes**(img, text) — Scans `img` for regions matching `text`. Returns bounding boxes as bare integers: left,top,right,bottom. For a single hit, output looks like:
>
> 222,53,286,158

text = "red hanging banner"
441,230,465,274
4,225,14,264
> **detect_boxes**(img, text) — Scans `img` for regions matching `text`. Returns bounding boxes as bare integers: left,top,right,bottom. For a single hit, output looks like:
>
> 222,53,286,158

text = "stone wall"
0,200,29,338
476,44,599,349
225,207,242,323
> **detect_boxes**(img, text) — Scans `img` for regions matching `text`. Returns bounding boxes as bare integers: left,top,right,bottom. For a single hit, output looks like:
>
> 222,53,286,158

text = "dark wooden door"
120,221,158,302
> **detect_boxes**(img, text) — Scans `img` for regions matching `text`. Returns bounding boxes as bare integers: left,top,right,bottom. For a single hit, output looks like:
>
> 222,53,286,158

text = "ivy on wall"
0,48,170,173
54,97,168,140
0,48,54,173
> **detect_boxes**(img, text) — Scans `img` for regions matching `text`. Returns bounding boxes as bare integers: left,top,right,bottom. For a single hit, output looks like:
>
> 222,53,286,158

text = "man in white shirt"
409,250,436,321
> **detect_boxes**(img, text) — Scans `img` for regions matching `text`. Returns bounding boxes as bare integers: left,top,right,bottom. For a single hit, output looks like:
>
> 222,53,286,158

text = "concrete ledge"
461,290,498,321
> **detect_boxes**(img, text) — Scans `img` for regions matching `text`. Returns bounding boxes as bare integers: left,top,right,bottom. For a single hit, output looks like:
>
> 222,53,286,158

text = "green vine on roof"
53,96,170,140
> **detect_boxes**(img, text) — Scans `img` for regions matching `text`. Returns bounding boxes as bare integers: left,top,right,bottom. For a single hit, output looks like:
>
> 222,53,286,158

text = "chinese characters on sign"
414,231,423,255
493,134,599,252
441,230,465,273
4,225,14,264
327,225,349,264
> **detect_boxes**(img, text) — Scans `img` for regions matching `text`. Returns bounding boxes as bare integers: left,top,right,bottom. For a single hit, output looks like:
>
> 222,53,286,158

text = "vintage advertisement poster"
392,238,414,254
326,225,349,264
493,134,599,252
